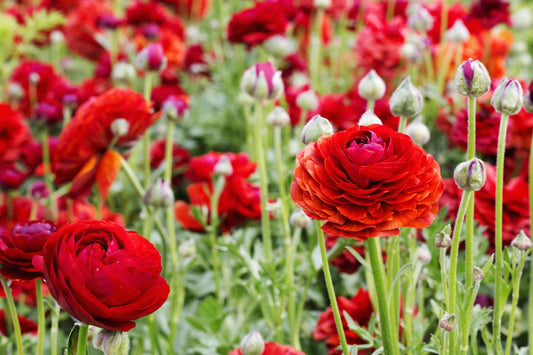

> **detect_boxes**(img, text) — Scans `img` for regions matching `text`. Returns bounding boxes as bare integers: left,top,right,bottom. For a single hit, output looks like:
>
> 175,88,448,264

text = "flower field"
1,0,533,354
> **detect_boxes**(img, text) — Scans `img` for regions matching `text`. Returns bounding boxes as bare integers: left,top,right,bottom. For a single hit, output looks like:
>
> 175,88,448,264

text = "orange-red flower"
290,124,443,239
53,88,159,199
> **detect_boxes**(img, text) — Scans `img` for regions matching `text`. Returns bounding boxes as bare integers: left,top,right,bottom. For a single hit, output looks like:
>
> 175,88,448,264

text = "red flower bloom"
0,279,49,307
175,152,262,233
313,288,374,355
0,221,56,280
291,124,443,239
37,220,169,332
125,0,185,40
159,0,211,20
55,197,125,228
53,88,159,199
0,104,31,163
151,84,188,111
0,196,46,234
0,309,37,337
327,234,365,274
466,0,510,32
228,342,305,355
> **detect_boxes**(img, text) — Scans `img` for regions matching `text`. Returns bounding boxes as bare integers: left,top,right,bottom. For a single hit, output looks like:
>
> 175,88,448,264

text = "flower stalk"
76,324,89,355
0,276,23,355
36,278,45,355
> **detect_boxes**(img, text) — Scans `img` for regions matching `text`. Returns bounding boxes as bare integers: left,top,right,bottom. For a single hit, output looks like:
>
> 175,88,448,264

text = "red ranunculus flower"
0,309,38,337
228,342,305,355
326,234,365,274
291,124,443,239
160,0,211,20
0,221,56,280
313,288,373,355
37,220,169,332
53,88,159,199
466,0,510,32
0,104,31,163
125,0,185,40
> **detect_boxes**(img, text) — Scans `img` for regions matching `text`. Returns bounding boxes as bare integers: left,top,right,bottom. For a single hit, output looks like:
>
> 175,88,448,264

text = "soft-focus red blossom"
425,2,467,44
293,0,348,19
0,221,56,280
0,104,31,162
55,197,125,227
39,0,79,13
313,288,373,355
53,88,159,199
0,309,37,337
0,279,49,307
37,221,169,332
327,234,365,274
184,44,210,76
0,196,46,234
150,139,190,187
227,1,296,48
159,0,211,20
291,124,443,239
151,85,188,111
175,152,262,233
133,28,186,69
126,0,185,40
466,0,510,32
228,342,305,355
64,0,115,60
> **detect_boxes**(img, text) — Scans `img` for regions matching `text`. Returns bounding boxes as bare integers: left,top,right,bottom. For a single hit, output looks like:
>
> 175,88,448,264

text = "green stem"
494,113,510,355
366,237,399,355
465,96,476,289
148,314,159,355
51,303,60,355
36,279,45,355
398,116,408,133
505,251,528,355
210,176,225,303
76,324,89,355
165,120,178,267
316,220,350,355
142,72,153,188
288,228,302,349
529,131,533,355
0,277,23,355
447,189,473,354
254,103,272,262
367,100,375,111
440,248,449,309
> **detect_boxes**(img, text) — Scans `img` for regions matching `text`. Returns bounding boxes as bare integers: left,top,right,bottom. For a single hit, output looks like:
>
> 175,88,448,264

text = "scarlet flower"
0,196,46,234
53,88,159,199
0,309,37,337
158,0,211,20
55,197,125,228
151,84,188,111
466,0,510,32
37,220,169,331
327,234,366,274
228,342,305,355
125,0,185,40
0,104,31,163
291,124,443,239
313,288,374,355
0,221,56,280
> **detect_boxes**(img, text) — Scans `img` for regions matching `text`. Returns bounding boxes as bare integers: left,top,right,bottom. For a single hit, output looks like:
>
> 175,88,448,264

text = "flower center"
346,131,386,166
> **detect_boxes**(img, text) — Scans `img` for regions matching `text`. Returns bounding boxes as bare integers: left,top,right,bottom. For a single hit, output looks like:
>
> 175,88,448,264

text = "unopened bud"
240,331,265,355
29,72,40,85
7,83,24,102
400,42,421,61
214,156,233,177
453,158,486,191
358,70,386,101
314,0,331,9
435,224,452,249
296,90,319,111
111,62,136,87
50,30,65,44
473,266,485,281
444,20,470,43
390,77,423,118
92,329,129,355
97,14,121,30
439,314,456,332
511,230,531,251
358,110,382,126
491,78,524,115
241,62,284,101
178,239,196,259
267,106,290,127
407,3,434,32
301,114,333,144
30,181,50,199
512,8,533,30
135,43,167,72
163,96,189,122
455,59,491,98
263,35,293,58
405,120,430,145
143,179,174,208
417,244,431,264
110,118,129,138
290,209,312,228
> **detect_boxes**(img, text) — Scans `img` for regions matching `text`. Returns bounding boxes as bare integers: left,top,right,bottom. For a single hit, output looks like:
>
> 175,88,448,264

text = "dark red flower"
125,0,185,40
38,220,169,332
151,85,188,111
150,139,190,186
0,309,38,337
159,0,211,20
228,342,305,355
313,288,373,355
0,221,56,280
291,124,443,239
184,44,209,76
0,104,31,163
327,234,365,274
466,0,510,32
0,196,46,234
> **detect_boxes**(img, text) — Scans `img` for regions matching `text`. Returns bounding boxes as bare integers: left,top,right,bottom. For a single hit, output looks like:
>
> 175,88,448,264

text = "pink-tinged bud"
453,158,486,191
407,3,434,32
417,244,431,264
511,230,531,251
30,181,50,199
143,179,174,208
445,20,470,43
0,167,26,190
142,24,161,40
135,43,167,72
35,102,62,125
97,14,122,30
241,62,284,101
92,329,129,355
62,94,78,109
162,96,189,122
435,224,452,248
439,314,456,332
491,78,524,115
455,59,490,98
240,331,265,355
267,106,290,127
473,266,484,281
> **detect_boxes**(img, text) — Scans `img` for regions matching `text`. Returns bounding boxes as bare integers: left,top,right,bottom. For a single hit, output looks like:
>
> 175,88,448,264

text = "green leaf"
66,324,80,355
388,263,412,296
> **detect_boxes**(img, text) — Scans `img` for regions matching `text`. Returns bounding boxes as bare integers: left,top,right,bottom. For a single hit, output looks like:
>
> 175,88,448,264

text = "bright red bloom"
327,234,366,274
313,288,373,355
291,124,443,239
125,0,185,40
228,342,305,355
0,221,56,280
184,44,210,76
151,84,188,111
55,197,125,228
0,196,46,234
159,0,211,20
466,0,510,32
38,220,169,332
150,139,190,187
53,88,158,199
0,309,37,337
175,152,262,233
0,104,31,163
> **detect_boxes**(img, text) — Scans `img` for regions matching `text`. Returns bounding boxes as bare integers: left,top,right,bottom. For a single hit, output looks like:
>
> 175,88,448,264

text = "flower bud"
30,181,50,199
455,59,491,98
111,62,136,87
263,35,293,58
301,114,333,144
214,155,233,177
439,314,456,332
267,106,290,127
35,102,61,124
453,158,486,191
400,42,421,61
390,77,423,118
407,3,434,32
405,119,430,145
435,224,452,249
444,20,470,43
473,266,485,282
135,43,167,72
491,78,524,115
240,331,265,355
417,244,431,264
511,230,531,251
241,62,284,101
92,329,129,355
110,118,129,138
296,90,319,111
7,83,24,102
512,8,532,30
358,110,383,126
314,0,331,9
97,14,122,30
163,96,189,122
178,239,196,259
290,209,312,228
358,70,386,101
29,72,40,85
50,30,65,44
143,179,174,208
